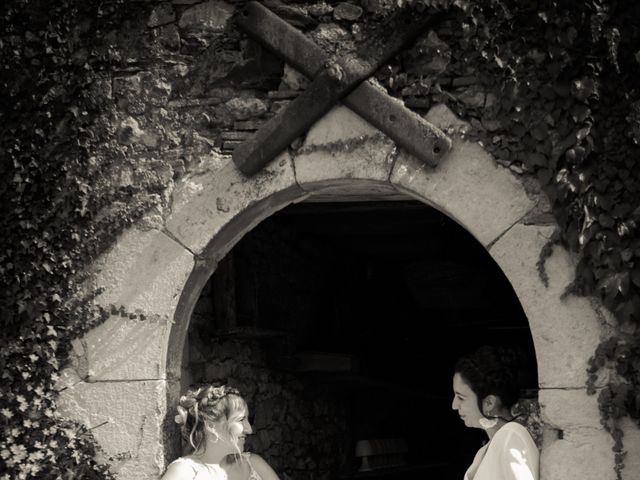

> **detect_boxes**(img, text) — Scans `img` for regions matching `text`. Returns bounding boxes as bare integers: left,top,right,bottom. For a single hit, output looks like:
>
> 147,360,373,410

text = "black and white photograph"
1,1,639,479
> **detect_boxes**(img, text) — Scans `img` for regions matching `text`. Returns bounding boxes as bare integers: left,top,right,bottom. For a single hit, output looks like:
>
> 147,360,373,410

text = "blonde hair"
174,384,247,453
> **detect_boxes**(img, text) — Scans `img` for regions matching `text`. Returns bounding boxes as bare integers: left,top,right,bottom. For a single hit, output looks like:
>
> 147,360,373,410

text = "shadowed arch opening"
166,186,538,479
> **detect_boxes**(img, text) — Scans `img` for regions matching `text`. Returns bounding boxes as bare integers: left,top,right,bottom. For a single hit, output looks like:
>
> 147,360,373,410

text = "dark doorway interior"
186,200,538,480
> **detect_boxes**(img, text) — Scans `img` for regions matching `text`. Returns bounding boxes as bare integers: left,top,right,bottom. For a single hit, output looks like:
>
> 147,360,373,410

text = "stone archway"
58,104,620,480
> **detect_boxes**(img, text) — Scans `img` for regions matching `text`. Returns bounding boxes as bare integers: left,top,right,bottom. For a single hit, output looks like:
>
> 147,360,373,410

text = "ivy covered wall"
1,0,639,478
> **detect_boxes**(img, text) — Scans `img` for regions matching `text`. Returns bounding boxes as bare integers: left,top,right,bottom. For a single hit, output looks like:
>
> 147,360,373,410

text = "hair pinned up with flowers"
174,384,246,453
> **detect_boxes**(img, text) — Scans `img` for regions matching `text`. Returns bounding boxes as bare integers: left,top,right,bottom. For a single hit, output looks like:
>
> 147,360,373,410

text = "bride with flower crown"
161,384,280,480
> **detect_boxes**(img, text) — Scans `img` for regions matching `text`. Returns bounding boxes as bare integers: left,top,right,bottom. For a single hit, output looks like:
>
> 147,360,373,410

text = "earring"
478,416,498,429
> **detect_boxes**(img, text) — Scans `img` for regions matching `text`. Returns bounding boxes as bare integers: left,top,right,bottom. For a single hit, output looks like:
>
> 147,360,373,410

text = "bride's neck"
486,417,509,440
192,438,232,465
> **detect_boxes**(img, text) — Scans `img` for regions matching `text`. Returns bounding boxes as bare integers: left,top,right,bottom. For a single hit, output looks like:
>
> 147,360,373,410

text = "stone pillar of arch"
57,104,634,480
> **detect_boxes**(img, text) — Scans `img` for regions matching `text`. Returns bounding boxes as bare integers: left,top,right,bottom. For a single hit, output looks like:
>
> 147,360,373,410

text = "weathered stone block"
294,105,396,190
84,314,170,381
391,105,535,247
541,429,614,480
488,224,609,388
220,131,251,141
147,3,175,28
117,116,159,147
308,3,333,17
179,1,234,32
83,228,193,380
165,151,305,257
311,23,351,47
539,388,602,430
225,97,268,120
281,64,308,91
456,86,486,108
333,2,363,21
57,380,168,479
90,228,194,315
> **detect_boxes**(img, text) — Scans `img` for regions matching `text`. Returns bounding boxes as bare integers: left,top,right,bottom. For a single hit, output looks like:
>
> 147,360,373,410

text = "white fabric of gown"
464,422,539,480
166,453,262,480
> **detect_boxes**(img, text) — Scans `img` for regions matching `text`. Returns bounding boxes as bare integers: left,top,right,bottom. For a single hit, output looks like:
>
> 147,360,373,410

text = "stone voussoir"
89,227,194,315
539,387,603,431
488,223,608,389
541,428,614,480
294,105,397,191
83,228,194,381
390,104,535,247
165,150,305,257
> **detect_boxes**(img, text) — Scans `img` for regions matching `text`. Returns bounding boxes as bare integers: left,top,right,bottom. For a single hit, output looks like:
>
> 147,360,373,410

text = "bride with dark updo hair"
162,384,279,480
452,346,539,480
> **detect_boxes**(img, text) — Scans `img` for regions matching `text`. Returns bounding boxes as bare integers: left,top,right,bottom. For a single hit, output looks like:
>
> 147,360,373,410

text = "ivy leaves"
1,0,639,478
0,1,125,478
387,2,640,475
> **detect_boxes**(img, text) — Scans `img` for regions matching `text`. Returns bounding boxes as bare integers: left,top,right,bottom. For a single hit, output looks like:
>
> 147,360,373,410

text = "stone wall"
49,1,640,479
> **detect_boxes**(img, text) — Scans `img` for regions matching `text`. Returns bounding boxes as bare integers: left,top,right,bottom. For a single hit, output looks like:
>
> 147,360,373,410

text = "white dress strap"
243,453,263,480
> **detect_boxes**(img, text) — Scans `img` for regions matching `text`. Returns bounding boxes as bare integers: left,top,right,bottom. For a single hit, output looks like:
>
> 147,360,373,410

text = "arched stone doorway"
58,105,618,479
182,196,540,479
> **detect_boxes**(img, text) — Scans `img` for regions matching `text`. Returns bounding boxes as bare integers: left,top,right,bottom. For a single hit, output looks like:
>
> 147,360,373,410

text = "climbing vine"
377,1,640,477
1,0,639,478
0,0,165,477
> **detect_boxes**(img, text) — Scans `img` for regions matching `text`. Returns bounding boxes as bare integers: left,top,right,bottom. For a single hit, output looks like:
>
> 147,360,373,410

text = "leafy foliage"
0,0,157,477
1,0,639,477
379,1,640,476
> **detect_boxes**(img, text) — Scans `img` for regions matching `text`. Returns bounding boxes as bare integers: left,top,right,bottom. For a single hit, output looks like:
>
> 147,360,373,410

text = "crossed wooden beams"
233,1,452,176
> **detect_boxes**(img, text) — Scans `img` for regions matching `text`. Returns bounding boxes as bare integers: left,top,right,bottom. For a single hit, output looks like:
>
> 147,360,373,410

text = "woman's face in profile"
213,407,253,453
232,409,253,452
452,373,483,429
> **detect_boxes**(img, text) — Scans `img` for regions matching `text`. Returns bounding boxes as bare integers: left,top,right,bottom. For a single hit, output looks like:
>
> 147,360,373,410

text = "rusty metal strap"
233,1,451,176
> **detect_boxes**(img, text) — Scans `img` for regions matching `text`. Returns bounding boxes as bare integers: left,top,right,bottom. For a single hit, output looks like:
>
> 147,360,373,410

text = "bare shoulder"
162,457,197,480
248,453,280,480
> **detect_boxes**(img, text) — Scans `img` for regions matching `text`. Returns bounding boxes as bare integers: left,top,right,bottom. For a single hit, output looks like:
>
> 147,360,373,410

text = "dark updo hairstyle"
174,384,246,453
455,345,524,414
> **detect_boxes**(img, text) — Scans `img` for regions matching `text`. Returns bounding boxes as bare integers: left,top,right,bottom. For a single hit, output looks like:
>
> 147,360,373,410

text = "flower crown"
174,385,241,425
